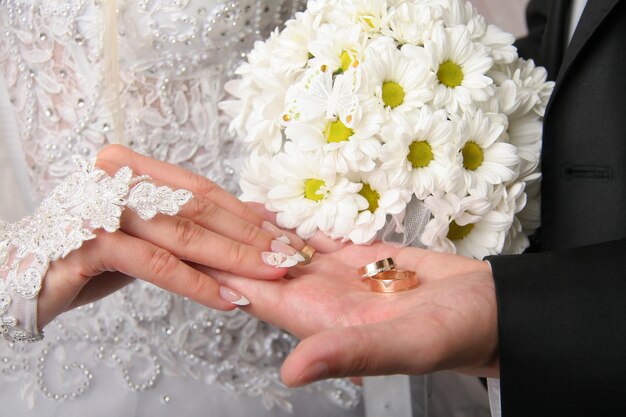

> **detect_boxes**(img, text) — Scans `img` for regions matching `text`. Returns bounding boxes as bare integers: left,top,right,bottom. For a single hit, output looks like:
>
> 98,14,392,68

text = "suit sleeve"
487,238,626,416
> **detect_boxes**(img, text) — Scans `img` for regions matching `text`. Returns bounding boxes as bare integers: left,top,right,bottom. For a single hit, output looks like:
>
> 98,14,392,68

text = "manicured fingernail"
276,235,291,244
295,362,329,386
271,239,298,256
262,251,290,267
219,286,250,306
262,221,291,244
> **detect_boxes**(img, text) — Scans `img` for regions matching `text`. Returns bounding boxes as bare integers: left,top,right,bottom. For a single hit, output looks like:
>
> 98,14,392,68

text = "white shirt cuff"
487,378,502,417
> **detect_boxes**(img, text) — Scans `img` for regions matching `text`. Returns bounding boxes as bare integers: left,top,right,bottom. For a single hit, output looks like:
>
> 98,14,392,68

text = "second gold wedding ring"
369,270,419,293
358,258,397,279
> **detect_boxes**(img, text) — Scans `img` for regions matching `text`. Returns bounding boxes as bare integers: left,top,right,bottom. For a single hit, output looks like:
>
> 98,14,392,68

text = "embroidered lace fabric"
0,155,192,342
0,0,363,415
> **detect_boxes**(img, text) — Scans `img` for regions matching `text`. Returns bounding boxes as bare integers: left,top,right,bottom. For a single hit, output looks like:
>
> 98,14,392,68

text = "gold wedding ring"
368,270,419,293
300,245,316,265
358,258,397,279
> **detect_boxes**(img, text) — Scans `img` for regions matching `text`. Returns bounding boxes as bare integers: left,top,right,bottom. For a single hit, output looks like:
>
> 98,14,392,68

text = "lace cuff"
0,156,192,342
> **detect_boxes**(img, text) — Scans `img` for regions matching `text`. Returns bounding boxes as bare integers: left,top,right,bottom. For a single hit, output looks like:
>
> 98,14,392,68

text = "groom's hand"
207,244,500,385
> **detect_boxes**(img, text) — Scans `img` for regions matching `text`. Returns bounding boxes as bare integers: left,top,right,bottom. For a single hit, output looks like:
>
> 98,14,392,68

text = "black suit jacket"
488,0,626,415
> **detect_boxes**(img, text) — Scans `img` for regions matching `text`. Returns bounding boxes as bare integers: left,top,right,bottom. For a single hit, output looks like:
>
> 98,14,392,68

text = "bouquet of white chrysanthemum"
221,0,554,259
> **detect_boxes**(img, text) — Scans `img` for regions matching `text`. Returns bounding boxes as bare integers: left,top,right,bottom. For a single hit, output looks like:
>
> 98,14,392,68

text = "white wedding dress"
0,1,364,415
0,1,491,416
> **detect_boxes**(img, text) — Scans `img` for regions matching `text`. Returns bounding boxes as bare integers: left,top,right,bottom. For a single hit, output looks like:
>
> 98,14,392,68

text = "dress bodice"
0,1,363,415
1,0,309,198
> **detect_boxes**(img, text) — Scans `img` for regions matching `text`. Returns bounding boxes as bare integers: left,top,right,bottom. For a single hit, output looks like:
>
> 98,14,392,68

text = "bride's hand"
207,242,499,385
36,145,304,328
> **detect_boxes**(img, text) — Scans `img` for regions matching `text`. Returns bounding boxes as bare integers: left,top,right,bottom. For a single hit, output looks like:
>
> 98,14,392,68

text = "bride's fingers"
244,202,307,249
38,231,240,326
180,197,304,256
304,230,346,253
174,196,276,250
89,231,239,310
204,267,288,320
245,202,276,222
67,272,134,310
121,210,287,280
205,256,361,326
96,145,262,224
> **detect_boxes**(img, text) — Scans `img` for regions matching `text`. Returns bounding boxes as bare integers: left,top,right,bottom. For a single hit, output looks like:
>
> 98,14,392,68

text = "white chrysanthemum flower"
480,24,517,64
308,23,365,75
285,97,383,173
490,58,555,117
222,29,306,154
267,142,365,238
363,38,435,116
221,77,256,138
347,170,412,244
478,86,545,179
381,1,444,45
441,0,516,63
228,0,553,252
223,66,298,154
243,28,283,69
220,32,284,140
239,151,273,203
516,172,541,236
507,112,543,178
274,10,322,70
451,110,519,197
440,0,485,35
283,65,361,128
323,0,389,33
421,191,511,259
379,106,456,199
417,24,494,113
498,182,530,255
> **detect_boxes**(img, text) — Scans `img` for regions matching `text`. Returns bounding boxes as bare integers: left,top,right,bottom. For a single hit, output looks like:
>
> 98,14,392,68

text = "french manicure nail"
262,251,290,267
295,362,329,386
262,221,291,244
271,239,298,256
219,286,250,306
276,235,291,244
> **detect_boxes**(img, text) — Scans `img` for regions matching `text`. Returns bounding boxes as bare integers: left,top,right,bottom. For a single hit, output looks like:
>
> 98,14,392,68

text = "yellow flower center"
382,81,405,109
304,178,326,202
447,220,474,241
462,141,484,171
359,183,380,212
324,119,354,143
407,140,434,169
362,16,376,28
335,50,353,74
437,60,464,88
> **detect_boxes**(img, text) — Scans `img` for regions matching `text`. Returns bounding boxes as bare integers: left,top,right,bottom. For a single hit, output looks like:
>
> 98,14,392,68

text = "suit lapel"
544,0,622,115
541,0,572,79
554,0,622,84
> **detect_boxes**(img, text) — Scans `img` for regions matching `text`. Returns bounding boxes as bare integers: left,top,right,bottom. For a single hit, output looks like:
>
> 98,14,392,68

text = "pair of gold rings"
358,258,419,293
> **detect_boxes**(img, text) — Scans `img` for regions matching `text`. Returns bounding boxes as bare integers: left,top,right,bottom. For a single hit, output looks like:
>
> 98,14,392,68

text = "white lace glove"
0,156,192,342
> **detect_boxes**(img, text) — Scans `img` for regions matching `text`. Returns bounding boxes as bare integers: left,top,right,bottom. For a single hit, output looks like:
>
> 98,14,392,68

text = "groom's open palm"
207,242,500,386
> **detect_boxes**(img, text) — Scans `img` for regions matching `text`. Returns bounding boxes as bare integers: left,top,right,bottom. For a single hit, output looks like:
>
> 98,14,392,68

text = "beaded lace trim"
0,155,192,342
